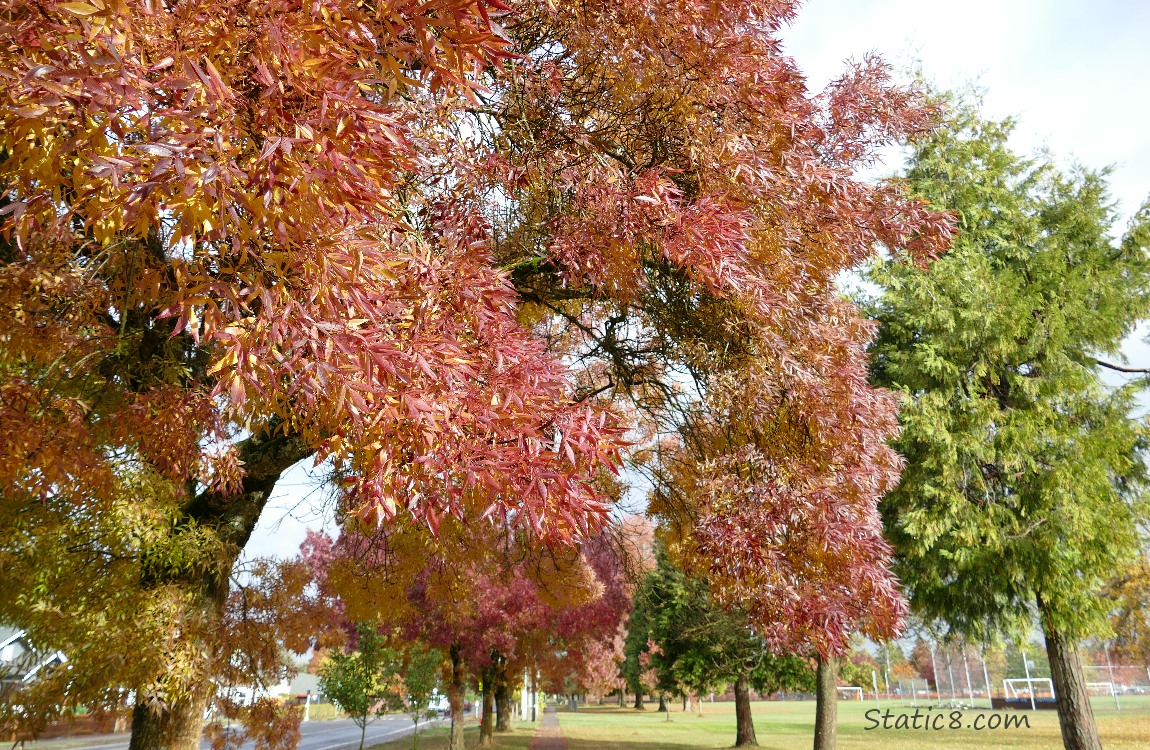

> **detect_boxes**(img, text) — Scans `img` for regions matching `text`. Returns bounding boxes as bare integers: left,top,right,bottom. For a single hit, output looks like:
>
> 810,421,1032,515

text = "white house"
0,626,68,690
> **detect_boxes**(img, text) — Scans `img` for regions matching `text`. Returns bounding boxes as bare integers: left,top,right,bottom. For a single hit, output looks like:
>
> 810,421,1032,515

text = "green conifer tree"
867,95,1150,750
637,549,813,746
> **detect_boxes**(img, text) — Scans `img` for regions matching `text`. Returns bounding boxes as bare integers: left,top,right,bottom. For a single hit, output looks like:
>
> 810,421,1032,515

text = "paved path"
526,705,566,750
19,716,441,750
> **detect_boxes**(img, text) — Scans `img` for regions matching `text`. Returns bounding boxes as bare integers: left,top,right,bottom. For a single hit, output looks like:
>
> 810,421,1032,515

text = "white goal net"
1003,678,1054,700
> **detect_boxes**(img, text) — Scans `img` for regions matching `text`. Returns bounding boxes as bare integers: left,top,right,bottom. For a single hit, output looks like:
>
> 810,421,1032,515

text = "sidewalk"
526,705,567,750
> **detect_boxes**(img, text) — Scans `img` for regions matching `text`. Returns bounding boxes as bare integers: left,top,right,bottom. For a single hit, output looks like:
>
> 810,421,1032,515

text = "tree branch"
1095,359,1150,374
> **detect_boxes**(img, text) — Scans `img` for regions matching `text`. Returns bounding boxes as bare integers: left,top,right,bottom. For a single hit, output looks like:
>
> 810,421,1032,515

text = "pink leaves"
0,0,625,547
548,166,756,303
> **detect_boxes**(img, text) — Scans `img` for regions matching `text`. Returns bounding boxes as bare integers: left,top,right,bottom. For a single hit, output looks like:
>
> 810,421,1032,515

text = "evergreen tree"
638,549,813,746
621,591,653,710
867,95,1150,750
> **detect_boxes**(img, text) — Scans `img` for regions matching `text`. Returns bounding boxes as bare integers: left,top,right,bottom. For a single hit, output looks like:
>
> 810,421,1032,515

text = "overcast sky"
785,0,1150,225
242,0,1150,561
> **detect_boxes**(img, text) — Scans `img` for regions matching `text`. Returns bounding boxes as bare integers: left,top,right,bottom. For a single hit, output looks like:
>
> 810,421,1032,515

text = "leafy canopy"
867,95,1150,642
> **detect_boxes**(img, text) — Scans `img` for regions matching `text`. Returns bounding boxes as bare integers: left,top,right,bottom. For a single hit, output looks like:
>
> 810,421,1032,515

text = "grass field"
367,697,1150,750
555,698,1150,750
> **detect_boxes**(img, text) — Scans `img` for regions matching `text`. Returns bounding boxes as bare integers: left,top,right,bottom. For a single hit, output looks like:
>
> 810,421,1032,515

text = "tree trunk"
122,426,311,750
1039,596,1102,750
494,659,511,732
683,694,688,712
618,690,624,707
734,674,757,747
480,666,495,747
633,689,644,710
657,694,667,712
127,688,213,750
813,656,838,750
447,644,466,750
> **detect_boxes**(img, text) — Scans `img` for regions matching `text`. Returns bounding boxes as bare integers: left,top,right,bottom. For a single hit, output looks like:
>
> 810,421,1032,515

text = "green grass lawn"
366,721,536,750
364,698,1150,750
552,697,1150,750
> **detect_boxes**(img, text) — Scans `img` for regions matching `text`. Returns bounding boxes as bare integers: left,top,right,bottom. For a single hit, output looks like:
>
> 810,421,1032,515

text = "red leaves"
477,0,957,654
0,0,624,545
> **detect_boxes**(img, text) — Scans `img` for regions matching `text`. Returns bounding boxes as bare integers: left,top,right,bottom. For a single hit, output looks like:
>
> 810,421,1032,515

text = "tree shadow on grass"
561,735,803,750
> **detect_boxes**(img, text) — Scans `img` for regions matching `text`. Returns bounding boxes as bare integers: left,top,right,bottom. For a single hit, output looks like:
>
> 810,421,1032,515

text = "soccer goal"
837,686,863,701
1085,682,1117,698
1003,678,1054,700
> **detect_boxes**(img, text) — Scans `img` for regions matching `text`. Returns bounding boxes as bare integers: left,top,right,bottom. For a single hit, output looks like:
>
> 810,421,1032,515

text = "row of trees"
3,2,1149,750
2,0,948,747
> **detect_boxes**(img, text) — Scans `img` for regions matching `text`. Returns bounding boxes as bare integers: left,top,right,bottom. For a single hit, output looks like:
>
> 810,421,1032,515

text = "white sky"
242,0,1150,560
784,0,1150,226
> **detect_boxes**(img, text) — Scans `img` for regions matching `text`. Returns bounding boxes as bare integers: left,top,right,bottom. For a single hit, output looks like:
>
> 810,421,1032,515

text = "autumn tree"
868,95,1150,750
462,4,950,749
0,1,629,748
1105,553,1150,667
909,639,937,690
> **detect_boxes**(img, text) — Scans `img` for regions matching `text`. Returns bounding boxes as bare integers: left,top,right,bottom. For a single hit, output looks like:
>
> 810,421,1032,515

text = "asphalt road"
23,716,442,750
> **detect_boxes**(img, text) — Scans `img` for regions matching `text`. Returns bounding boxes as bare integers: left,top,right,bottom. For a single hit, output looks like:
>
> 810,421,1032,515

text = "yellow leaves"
208,349,237,376
14,105,49,118
59,2,103,16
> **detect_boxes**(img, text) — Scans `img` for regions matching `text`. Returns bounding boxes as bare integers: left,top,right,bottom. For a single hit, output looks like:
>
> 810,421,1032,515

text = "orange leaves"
471,1,958,654
0,0,624,549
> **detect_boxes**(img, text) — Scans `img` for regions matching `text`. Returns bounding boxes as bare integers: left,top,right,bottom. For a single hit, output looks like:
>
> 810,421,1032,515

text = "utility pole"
930,645,941,706
1023,653,1036,711
962,647,975,706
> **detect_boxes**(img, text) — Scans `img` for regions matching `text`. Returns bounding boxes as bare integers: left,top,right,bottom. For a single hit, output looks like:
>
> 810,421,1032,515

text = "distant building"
0,627,68,691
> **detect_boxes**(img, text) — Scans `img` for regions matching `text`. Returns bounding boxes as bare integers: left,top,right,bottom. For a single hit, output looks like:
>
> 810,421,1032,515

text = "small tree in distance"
318,625,404,750
401,643,443,750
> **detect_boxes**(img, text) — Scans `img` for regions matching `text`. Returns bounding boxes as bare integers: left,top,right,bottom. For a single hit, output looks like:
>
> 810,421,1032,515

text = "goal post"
836,686,863,701
1003,678,1054,700
1085,682,1116,697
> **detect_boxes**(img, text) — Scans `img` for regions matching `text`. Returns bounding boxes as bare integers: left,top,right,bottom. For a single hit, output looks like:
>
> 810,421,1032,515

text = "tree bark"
129,426,311,750
1039,596,1102,750
633,689,644,710
480,666,495,747
656,694,667,712
813,656,838,750
494,659,511,732
447,645,466,750
127,688,213,750
734,674,757,747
